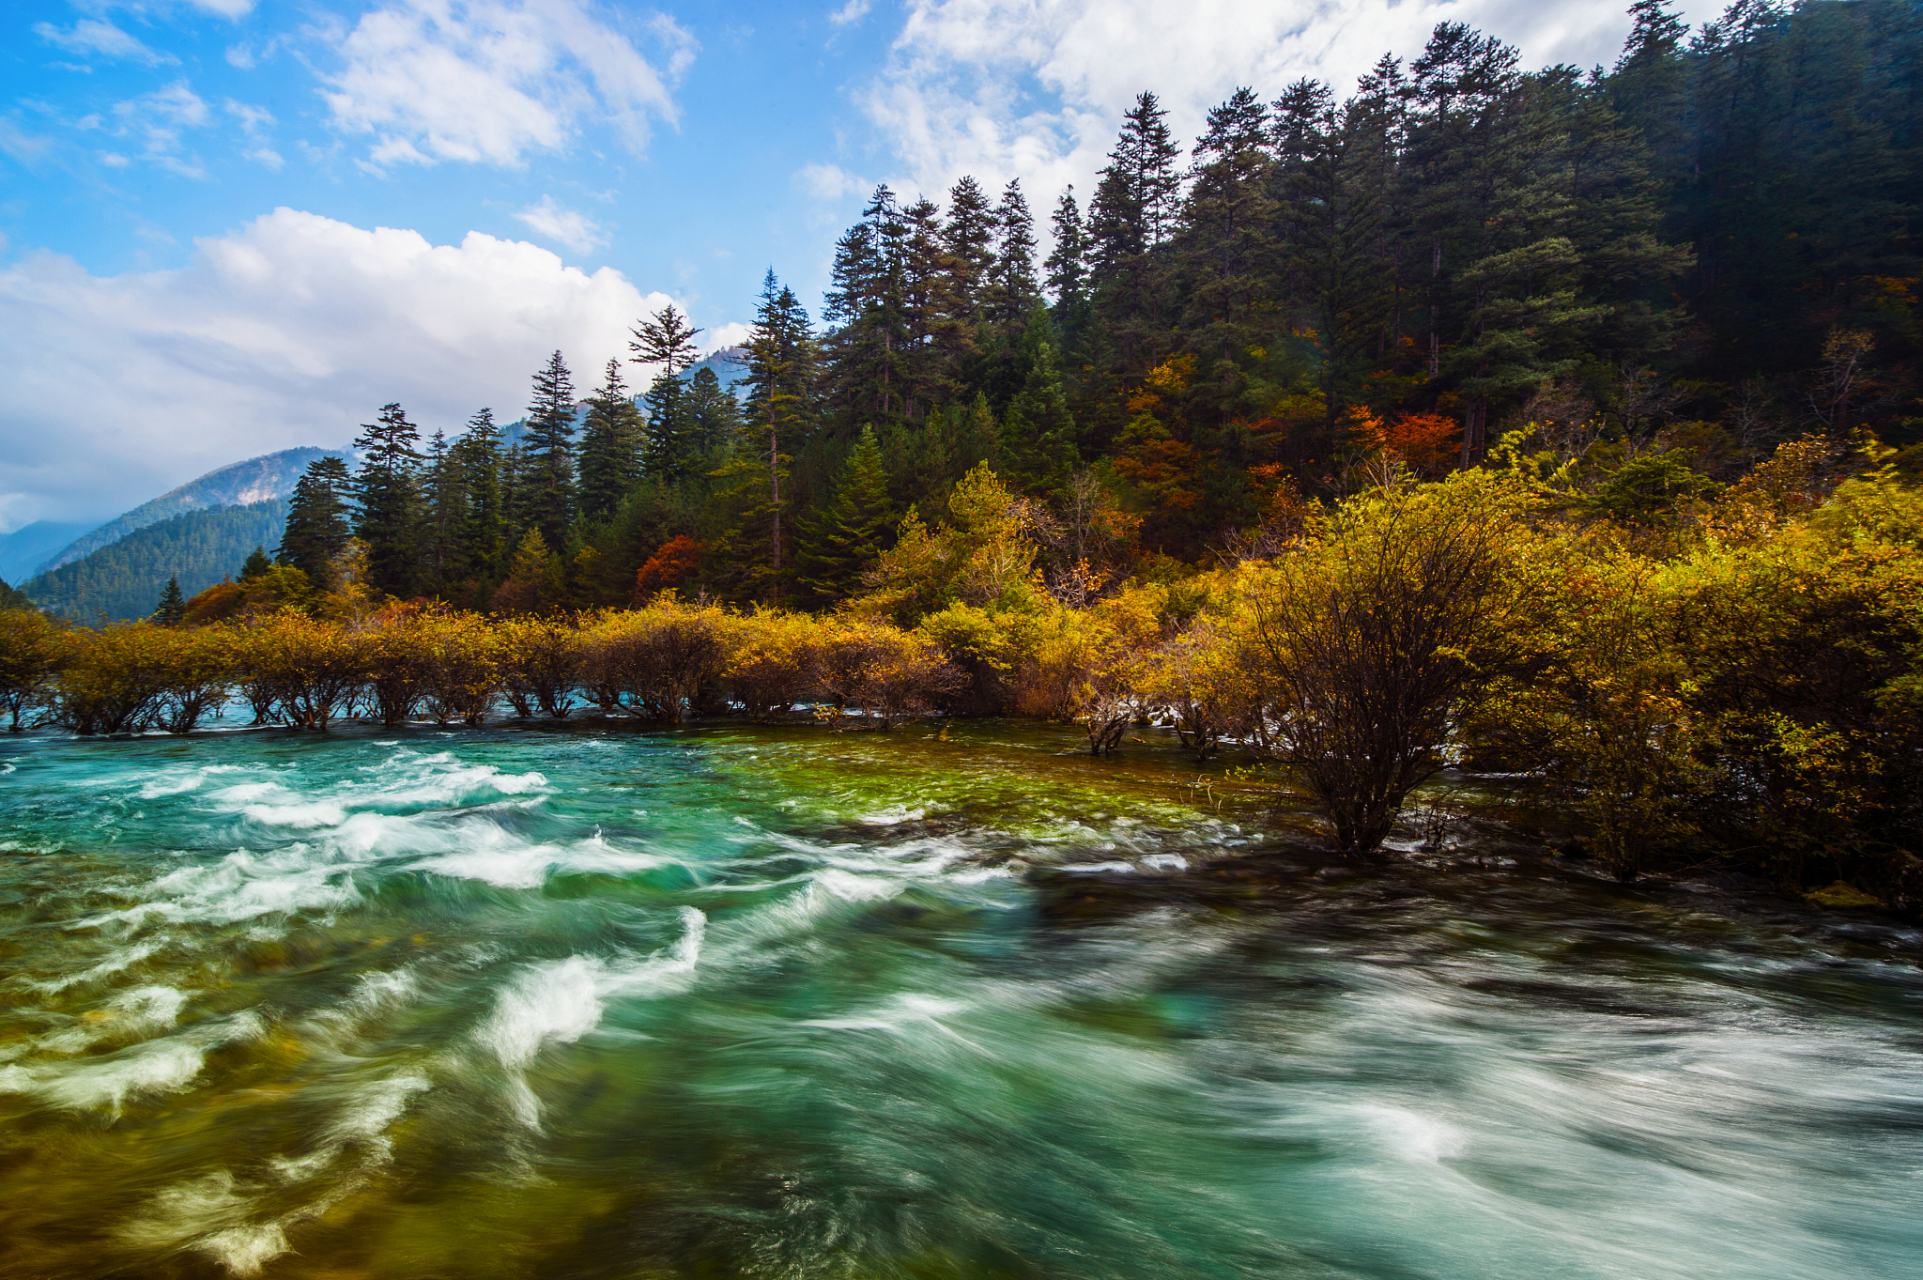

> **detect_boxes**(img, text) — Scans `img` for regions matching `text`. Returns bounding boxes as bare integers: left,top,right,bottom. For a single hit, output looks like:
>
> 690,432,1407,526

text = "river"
2,719,1920,1278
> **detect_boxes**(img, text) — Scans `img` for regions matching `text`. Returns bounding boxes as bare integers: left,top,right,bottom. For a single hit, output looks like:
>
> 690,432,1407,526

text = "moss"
1803,880,1885,910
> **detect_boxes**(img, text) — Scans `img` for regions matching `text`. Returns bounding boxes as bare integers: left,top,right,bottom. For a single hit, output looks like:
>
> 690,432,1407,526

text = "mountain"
23,500,288,622
687,346,749,391
0,520,96,584
41,447,340,573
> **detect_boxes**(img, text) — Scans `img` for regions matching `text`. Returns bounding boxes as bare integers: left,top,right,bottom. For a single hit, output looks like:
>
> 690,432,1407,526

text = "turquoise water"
2,720,1921,1279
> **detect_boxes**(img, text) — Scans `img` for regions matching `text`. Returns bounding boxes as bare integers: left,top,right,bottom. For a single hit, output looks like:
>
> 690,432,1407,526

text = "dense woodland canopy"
248,0,1920,613
4,0,1923,907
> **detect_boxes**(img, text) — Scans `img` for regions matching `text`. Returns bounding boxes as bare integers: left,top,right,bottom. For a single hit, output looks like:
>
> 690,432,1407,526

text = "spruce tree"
1045,186,1088,308
999,317,1078,497
942,175,997,327
629,305,703,482
277,454,353,585
578,358,646,522
796,425,894,605
420,428,471,593
523,351,578,549
987,179,1041,328
240,546,272,581
453,408,506,588
152,575,186,625
685,365,743,455
351,403,424,598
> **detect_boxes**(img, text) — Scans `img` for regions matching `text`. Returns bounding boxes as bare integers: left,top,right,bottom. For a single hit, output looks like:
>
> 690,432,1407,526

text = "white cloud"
794,161,866,202
704,321,751,353
33,19,177,66
830,0,874,25
514,194,605,253
87,80,213,178
190,0,259,16
321,0,696,169
225,43,256,69
223,98,281,167
856,0,1728,209
0,209,684,523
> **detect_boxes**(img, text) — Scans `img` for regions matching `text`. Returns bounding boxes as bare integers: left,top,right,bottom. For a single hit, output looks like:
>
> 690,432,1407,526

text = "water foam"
476,907,705,1127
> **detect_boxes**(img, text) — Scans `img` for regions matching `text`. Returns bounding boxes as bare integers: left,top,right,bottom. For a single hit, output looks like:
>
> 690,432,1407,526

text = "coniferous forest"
248,0,1921,613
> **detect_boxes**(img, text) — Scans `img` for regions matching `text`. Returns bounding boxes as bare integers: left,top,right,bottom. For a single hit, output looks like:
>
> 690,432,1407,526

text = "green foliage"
796,426,893,605
24,500,288,623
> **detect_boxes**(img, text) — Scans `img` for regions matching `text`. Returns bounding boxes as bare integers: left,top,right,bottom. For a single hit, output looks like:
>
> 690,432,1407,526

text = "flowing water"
2,719,1921,1279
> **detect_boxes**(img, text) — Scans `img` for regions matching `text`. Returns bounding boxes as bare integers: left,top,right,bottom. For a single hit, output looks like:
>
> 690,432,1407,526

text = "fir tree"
630,305,703,482
151,575,186,625
797,425,894,605
685,365,743,456
987,179,1041,328
420,428,470,593
350,403,423,598
942,175,997,327
999,317,1078,497
452,409,506,589
578,359,646,522
523,351,578,549
240,546,273,581
1045,186,1088,308
277,454,353,585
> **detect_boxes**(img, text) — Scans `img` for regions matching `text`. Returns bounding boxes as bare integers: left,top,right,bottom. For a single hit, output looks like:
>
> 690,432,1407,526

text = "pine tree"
987,179,1041,328
240,545,273,581
1176,86,1277,418
630,305,703,482
523,351,578,549
151,575,186,625
350,403,423,597
420,428,471,593
824,194,906,430
685,365,743,455
452,408,506,589
942,175,997,327
999,314,1078,497
578,358,645,522
1045,186,1088,308
796,425,894,605
277,454,353,585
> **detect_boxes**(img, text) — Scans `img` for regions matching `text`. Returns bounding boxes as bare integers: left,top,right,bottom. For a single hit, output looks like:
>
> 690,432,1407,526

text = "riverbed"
2,720,1919,1278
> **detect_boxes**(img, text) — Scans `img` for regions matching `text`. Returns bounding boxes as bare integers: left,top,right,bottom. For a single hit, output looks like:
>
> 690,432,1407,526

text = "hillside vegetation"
22,501,287,622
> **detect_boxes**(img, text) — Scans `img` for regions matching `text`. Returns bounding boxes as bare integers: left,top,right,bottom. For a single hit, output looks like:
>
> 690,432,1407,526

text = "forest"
2,0,1920,909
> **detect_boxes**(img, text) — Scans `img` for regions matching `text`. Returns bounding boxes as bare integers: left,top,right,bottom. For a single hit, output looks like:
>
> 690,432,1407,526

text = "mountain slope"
24,500,288,622
43,448,339,573
0,520,96,584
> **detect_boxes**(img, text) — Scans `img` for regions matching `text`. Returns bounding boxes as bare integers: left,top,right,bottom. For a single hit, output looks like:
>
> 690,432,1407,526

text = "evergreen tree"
943,175,997,327
352,403,424,598
452,408,506,589
987,179,1041,328
420,428,470,593
1087,92,1184,385
685,365,744,456
1045,186,1088,308
523,351,578,549
630,305,703,482
1176,86,1277,418
277,454,353,585
151,575,186,625
578,358,646,522
240,545,272,581
999,317,1078,497
796,424,894,604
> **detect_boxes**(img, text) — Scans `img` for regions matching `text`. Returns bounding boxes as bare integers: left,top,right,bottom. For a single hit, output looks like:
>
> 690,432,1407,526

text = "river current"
1,719,1920,1279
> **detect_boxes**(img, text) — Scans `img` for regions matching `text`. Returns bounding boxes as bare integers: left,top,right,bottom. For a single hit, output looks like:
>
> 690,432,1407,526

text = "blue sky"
1,0,1722,528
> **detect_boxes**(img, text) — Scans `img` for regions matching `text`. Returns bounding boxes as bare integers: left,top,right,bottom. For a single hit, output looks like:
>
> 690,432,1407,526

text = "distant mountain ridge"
24,499,289,622
41,447,341,574
0,521,94,586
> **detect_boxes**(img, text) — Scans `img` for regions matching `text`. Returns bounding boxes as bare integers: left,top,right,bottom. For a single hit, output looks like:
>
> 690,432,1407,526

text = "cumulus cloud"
0,209,682,523
321,0,696,169
33,19,177,66
514,194,605,252
856,0,1724,204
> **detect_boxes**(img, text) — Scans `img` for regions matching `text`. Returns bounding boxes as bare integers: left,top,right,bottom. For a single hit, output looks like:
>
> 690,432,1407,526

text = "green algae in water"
1,721,1921,1279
